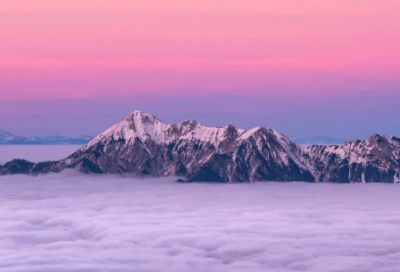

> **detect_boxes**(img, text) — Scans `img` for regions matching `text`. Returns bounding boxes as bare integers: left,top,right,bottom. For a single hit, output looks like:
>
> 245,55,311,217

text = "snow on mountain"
303,135,400,182
1,111,399,183
83,111,245,151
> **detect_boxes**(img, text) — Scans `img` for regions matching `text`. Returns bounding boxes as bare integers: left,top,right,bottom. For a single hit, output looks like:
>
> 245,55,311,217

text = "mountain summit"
1,111,399,183
73,110,312,181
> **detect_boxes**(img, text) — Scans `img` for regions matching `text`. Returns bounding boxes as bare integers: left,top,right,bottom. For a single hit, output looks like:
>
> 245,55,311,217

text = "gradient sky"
0,0,399,138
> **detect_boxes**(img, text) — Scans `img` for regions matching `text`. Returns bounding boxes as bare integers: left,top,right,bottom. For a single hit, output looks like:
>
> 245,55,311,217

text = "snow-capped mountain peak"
6,110,398,183
82,111,171,150
83,111,297,155
84,111,248,151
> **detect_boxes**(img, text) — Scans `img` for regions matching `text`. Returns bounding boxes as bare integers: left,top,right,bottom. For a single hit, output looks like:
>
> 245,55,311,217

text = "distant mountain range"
1,111,399,183
0,130,93,145
0,130,347,146
290,136,347,145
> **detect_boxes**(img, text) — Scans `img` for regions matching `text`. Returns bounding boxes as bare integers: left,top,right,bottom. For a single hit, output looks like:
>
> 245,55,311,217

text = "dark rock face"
1,111,399,183
0,159,35,175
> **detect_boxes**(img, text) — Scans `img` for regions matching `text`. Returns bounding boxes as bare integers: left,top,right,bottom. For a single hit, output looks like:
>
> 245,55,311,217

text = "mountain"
0,130,93,145
291,136,347,145
303,135,400,183
1,111,399,183
0,130,14,139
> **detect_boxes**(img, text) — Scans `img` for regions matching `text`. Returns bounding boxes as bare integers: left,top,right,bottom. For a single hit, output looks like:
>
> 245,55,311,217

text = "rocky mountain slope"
1,111,399,183
303,135,400,183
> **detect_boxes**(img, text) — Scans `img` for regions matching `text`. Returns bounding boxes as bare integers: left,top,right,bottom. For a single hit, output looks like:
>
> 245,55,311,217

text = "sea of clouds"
0,147,400,272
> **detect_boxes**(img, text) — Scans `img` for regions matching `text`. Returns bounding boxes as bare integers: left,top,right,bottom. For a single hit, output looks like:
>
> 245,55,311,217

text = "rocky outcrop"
1,111,399,183
303,135,400,183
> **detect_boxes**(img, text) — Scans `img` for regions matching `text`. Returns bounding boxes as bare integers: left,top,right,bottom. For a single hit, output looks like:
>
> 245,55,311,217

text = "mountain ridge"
1,111,399,183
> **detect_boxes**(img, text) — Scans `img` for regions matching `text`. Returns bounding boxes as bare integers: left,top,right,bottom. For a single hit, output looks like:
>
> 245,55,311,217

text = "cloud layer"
1,171,400,272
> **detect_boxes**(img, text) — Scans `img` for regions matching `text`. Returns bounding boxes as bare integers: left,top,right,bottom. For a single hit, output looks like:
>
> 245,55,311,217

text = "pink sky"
1,0,400,101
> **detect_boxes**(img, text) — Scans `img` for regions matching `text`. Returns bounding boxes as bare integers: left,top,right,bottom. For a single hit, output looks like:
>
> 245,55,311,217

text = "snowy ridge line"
1,110,400,183
80,111,400,182
82,111,277,152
